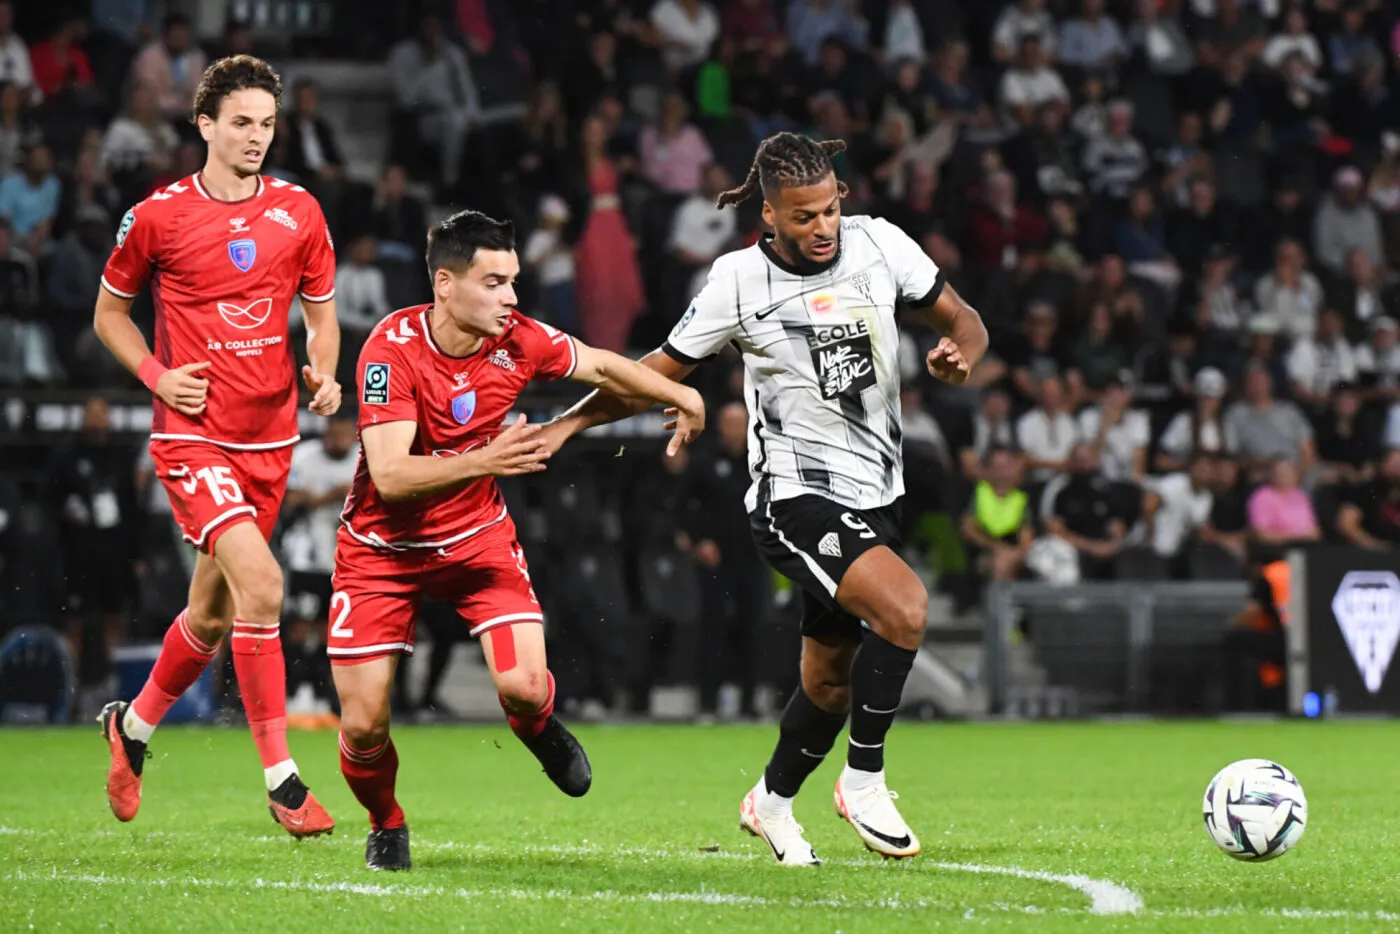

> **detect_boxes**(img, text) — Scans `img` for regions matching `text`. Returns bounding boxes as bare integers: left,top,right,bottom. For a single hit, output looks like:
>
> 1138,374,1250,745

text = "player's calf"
334,657,406,834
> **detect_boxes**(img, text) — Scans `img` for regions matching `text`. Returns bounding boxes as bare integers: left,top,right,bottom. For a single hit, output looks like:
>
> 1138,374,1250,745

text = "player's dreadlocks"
715,132,850,209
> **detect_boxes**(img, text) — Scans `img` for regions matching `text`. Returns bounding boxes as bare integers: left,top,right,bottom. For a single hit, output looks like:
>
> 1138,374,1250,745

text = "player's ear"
432,268,453,302
196,114,215,144
761,197,775,231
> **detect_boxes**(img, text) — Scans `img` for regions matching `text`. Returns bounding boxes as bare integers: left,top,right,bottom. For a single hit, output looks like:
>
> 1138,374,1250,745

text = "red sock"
339,733,405,830
231,619,291,769
499,671,555,739
130,610,218,726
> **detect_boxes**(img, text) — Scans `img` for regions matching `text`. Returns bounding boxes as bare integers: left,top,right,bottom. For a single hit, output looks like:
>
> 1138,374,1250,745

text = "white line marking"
925,861,1142,916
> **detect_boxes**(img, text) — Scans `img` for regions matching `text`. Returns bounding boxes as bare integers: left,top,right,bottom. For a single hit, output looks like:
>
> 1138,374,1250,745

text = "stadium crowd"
4,0,1400,716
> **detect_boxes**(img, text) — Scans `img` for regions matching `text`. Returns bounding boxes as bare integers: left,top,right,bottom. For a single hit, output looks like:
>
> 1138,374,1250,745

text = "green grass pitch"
4,720,1400,932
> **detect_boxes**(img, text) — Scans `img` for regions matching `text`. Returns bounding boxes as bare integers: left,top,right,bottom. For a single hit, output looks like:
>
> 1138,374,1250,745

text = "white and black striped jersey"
664,214,944,513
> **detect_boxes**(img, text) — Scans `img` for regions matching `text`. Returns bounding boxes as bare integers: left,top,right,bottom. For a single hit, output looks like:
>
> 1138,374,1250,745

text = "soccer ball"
1202,758,1308,861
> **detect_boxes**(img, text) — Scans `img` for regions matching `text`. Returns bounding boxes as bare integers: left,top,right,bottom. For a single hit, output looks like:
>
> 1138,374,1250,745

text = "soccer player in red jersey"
331,210,705,870
94,56,341,836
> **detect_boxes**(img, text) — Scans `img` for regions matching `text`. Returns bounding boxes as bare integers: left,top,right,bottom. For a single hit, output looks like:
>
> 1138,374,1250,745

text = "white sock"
122,707,156,744
756,777,794,816
841,765,884,793
264,758,298,792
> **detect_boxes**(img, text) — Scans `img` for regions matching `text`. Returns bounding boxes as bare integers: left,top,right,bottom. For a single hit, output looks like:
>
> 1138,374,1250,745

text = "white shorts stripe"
469,613,543,637
326,642,416,658
185,505,258,547
152,433,301,451
765,499,839,596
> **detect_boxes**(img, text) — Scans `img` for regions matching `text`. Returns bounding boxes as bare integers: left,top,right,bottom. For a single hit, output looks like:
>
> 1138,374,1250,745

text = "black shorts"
750,494,902,642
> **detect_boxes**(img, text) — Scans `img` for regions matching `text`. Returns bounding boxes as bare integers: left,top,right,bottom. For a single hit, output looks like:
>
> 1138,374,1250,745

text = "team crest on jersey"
363,363,390,405
116,209,136,247
451,390,478,425
228,238,257,272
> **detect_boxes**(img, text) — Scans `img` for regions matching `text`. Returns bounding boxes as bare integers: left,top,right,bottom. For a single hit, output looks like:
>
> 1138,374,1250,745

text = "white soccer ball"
1202,758,1308,861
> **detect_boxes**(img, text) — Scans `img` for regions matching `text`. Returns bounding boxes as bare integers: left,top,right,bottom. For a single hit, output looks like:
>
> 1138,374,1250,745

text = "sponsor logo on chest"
806,319,876,401
264,207,298,231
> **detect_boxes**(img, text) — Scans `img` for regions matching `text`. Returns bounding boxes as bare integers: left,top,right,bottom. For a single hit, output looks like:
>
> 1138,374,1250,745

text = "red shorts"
150,440,293,553
327,516,542,665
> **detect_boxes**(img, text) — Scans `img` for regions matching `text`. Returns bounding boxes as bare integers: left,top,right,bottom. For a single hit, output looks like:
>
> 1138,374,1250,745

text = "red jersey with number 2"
341,305,578,550
101,174,337,450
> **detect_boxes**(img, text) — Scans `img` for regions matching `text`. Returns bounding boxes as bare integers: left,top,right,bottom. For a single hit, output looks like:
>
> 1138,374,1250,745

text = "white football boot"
834,769,921,859
739,778,820,866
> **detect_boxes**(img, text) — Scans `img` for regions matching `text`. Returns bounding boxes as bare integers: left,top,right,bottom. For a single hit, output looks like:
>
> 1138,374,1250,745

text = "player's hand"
302,366,342,416
476,414,551,476
663,388,706,457
155,361,211,416
926,337,971,385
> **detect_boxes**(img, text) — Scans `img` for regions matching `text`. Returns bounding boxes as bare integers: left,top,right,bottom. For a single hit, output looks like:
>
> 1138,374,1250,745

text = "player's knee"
873,587,928,648
235,561,285,622
339,705,390,750
496,667,549,712
184,606,232,644
804,676,852,714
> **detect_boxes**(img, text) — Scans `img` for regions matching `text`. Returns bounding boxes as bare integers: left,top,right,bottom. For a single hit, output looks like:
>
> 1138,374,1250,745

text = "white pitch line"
925,861,1143,916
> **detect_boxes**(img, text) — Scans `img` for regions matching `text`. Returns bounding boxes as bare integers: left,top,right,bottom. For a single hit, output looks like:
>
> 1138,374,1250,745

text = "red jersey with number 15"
101,174,337,451
341,305,578,551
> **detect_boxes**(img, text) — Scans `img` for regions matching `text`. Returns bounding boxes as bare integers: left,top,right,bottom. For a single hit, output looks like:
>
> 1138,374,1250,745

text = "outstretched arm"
568,342,706,456
538,347,698,454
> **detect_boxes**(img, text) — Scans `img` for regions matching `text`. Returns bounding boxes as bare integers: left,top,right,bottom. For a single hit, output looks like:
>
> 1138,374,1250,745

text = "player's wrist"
137,356,168,393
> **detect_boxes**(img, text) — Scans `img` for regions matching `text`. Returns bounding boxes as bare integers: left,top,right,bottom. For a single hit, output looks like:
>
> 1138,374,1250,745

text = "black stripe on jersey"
751,383,770,500
735,267,753,342
662,341,703,365
910,270,947,309
795,452,834,494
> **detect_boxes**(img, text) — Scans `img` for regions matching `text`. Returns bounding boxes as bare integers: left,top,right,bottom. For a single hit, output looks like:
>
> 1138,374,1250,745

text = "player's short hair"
426,210,516,275
716,132,849,209
191,55,282,125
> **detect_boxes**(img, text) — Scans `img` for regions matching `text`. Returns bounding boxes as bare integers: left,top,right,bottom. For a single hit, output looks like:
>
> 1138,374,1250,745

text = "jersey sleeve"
865,217,945,307
663,258,740,364
299,197,337,302
356,325,418,428
101,202,161,298
516,314,578,381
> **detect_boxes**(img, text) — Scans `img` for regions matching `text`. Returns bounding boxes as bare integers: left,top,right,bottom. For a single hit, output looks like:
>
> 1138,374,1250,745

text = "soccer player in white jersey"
541,132,988,865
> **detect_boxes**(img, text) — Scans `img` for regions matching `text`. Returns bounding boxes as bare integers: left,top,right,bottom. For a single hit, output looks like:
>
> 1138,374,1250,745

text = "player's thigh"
834,545,928,650
211,521,285,620
481,623,549,707
331,654,399,746
327,538,423,666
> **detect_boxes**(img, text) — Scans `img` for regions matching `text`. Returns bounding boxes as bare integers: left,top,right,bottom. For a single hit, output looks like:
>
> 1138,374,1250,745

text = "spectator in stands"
284,79,345,210
1018,373,1078,482
573,112,647,352
1157,367,1232,472
992,0,1057,66
1329,247,1395,341
0,143,59,257
130,13,206,122
1336,448,1400,550
1127,0,1194,79
1253,239,1323,344
1195,0,1267,68
369,164,427,264
389,15,482,191
1079,375,1149,483
1004,300,1072,404
1069,301,1130,396
1356,316,1400,396
1004,99,1081,205
47,397,137,694
785,0,867,66
1160,111,1210,210
45,203,110,377
1114,186,1179,292
651,0,721,74
1369,141,1400,263
524,194,578,331
959,385,1017,480
0,2,33,100
28,15,94,102
101,80,177,199
0,214,35,318
668,163,736,303
961,446,1033,582
1247,458,1320,544
334,234,391,373
928,39,988,127
1196,243,1250,337
879,0,926,67
1314,383,1381,487
0,81,39,177
1168,176,1236,280
1041,442,1128,580
640,91,713,195
1243,175,1310,274
1225,364,1315,483
722,0,782,52
1327,3,1380,78
55,146,120,241
967,169,1047,272
503,81,570,200
1228,316,1289,405
1263,6,1322,72
1000,34,1071,128
1058,0,1127,75
1202,454,1249,558
1288,308,1358,412
1142,450,1215,566
1313,166,1385,277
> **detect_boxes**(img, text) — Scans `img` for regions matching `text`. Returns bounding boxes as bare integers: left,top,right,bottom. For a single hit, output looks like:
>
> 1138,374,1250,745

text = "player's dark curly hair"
427,209,516,274
715,132,850,209
191,55,283,124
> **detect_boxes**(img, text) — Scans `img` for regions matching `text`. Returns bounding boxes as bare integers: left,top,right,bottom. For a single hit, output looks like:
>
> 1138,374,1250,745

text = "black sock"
847,632,917,773
762,687,848,798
